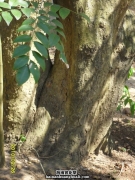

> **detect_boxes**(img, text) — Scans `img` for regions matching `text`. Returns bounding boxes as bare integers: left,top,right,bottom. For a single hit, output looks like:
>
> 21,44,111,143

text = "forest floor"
1,71,135,180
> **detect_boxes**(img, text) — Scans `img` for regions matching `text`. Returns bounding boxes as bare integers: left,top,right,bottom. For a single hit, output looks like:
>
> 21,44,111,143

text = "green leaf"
34,41,48,58
9,0,28,7
20,135,26,142
21,8,34,17
9,0,18,7
0,2,11,9
39,10,46,14
32,51,45,71
123,85,129,94
44,1,52,7
80,13,90,22
14,35,32,43
130,103,135,116
124,97,129,106
55,42,64,52
13,55,29,70
59,7,70,19
19,0,28,7
11,9,22,20
35,32,49,48
29,61,40,83
60,53,68,64
117,104,121,111
51,4,61,12
0,8,2,11
49,33,60,47
48,11,59,18
51,19,63,29
13,44,30,57
128,99,133,106
2,12,13,26
120,95,127,100
38,15,49,22
55,28,66,39
16,65,30,85
17,24,33,31
31,2,38,8
37,22,49,34
22,18,35,25
128,67,134,78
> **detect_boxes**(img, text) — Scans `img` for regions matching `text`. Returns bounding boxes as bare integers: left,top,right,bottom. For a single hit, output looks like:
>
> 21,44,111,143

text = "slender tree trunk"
0,19,37,140
0,35,5,168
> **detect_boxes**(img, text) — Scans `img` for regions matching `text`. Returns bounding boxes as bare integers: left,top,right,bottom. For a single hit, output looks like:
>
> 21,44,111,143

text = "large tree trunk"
21,0,135,172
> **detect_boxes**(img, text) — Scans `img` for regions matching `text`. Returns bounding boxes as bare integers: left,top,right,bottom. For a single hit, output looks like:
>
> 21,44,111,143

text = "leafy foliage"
0,0,90,85
117,67,135,116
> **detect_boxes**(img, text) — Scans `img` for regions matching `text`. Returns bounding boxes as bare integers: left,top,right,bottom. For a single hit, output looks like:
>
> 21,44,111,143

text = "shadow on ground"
112,113,135,157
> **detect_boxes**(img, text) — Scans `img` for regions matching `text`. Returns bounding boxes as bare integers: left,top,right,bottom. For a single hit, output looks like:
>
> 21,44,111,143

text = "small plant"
128,67,134,78
117,67,135,116
20,134,26,142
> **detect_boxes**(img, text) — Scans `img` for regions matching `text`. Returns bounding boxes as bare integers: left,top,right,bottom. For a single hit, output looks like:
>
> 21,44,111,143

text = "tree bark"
0,18,37,140
21,0,135,172
0,35,5,168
